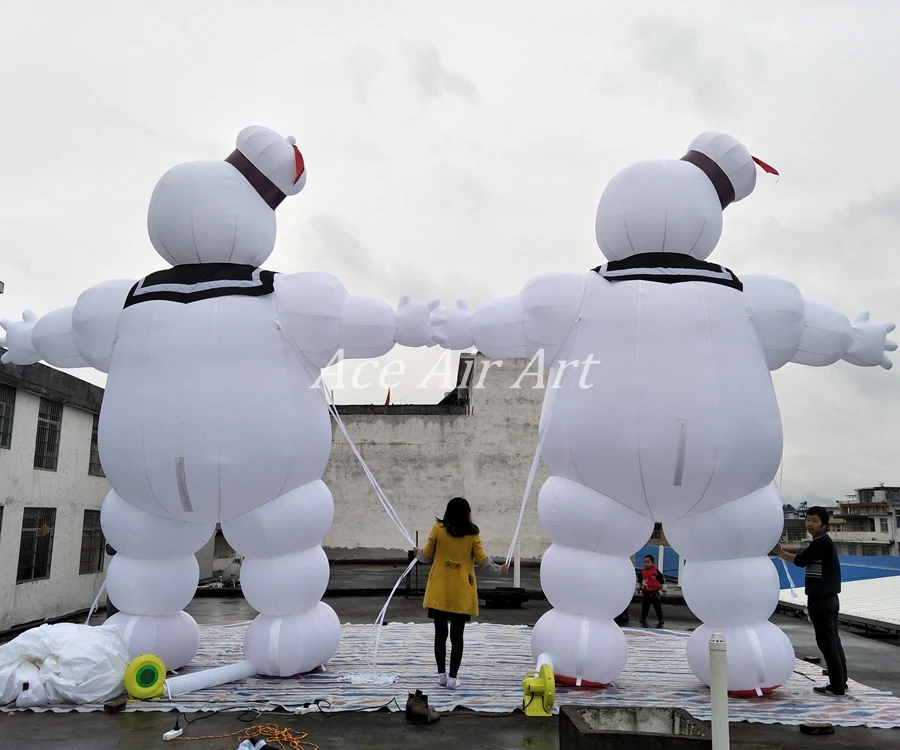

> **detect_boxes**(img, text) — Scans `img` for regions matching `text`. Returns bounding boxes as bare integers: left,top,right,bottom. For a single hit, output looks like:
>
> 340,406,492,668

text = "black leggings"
434,617,466,678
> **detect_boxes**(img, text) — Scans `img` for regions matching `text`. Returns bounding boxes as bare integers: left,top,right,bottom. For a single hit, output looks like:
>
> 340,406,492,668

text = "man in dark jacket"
772,506,847,696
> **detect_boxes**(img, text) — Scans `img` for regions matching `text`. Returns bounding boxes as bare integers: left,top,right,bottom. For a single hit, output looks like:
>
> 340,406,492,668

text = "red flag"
292,145,305,185
752,156,779,176
384,389,391,406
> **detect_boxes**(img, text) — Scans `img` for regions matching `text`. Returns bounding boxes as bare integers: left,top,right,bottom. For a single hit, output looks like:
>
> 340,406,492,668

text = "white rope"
505,436,546,567
772,468,798,599
780,557,798,599
371,557,418,665
746,627,767,696
316,382,420,666
320,382,414,546
503,275,591,567
275,322,422,670
84,578,107,625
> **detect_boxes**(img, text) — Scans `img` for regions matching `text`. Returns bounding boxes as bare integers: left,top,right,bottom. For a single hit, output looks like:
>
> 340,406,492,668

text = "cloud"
303,213,494,306
345,43,387,108
100,108,226,160
600,16,762,120
401,41,479,104
848,186,900,228
720,182,900,500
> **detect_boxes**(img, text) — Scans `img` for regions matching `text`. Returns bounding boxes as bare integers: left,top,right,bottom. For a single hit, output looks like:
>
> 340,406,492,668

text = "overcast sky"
2,0,898,505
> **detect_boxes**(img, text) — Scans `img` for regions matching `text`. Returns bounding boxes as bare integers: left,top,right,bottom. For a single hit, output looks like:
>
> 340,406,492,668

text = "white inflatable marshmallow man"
431,131,895,692
1,125,437,675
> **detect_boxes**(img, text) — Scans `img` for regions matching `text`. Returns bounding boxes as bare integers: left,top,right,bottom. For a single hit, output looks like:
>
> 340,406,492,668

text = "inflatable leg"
664,485,795,694
530,477,654,686
221,480,341,677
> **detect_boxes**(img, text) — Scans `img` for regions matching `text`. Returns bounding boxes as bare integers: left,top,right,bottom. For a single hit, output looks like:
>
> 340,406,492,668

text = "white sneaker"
438,673,448,686
447,677,459,690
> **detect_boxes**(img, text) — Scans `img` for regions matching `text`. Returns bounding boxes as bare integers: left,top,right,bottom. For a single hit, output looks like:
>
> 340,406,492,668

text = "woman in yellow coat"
414,497,509,689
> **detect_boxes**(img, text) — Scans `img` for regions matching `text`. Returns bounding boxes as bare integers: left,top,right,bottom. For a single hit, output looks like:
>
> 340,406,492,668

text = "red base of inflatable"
728,685,780,697
555,674,608,688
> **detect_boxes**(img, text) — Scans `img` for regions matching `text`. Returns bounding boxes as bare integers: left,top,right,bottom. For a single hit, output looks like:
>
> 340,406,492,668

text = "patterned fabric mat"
5,622,900,728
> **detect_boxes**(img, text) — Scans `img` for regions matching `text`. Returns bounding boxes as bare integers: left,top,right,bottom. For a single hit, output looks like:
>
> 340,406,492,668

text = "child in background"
639,554,666,628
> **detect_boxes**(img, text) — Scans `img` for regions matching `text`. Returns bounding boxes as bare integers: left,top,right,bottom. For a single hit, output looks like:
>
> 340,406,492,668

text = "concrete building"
322,352,550,561
830,486,898,556
0,355,110,632
0,352,214,632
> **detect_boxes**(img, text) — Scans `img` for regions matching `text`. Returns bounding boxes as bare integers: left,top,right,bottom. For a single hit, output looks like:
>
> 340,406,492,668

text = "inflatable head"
595,132,760,262
147,126,306,267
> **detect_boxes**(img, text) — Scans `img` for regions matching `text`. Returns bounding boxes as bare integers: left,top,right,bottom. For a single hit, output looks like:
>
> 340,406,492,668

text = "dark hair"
806,506,830,527
644,554,655,563
438,497,480,538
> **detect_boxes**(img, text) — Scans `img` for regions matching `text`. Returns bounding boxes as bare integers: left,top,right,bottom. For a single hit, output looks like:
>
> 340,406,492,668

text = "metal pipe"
514,541,521,588
164,660,257,698
709,632,730,750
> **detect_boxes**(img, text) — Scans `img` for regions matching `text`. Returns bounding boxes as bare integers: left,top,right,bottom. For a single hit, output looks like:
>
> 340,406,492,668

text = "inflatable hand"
0,310,41,365
430,300,475,350
842,311,897,369
394,295,440,347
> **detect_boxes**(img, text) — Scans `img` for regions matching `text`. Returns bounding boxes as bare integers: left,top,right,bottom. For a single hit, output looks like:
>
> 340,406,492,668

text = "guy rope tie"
275,320,418,674
320,381,416,669
503,274,591,568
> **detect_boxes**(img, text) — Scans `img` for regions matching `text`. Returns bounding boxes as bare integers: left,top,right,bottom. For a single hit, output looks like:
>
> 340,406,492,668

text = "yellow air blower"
522,653,555,717
124,654,167,700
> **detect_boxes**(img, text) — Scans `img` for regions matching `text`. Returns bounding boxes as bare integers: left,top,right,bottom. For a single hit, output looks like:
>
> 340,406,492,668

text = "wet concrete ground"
2,578,899,749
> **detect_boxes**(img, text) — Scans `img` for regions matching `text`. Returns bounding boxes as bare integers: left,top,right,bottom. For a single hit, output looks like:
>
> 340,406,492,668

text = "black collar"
124,263,277,307
593,253,742,291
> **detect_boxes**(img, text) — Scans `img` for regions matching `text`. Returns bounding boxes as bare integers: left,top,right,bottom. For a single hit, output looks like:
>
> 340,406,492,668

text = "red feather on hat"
293,145,305,185
752,156,779,176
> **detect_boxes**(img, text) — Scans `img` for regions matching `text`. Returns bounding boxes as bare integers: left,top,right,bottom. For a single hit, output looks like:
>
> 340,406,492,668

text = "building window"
79,510,105,574
17,507,57,583
88,414,104,477
880,518,889,534
33,398,63,471
0,384,15,449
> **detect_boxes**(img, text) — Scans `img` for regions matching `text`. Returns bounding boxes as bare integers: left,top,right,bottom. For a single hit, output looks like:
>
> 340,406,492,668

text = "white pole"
658,545,665,578
709,633,730,750
514,541,521,588
678,555,685,586
164,660,257,698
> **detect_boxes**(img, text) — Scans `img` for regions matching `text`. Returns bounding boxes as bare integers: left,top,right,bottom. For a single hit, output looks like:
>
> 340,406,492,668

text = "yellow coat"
420,522,494,617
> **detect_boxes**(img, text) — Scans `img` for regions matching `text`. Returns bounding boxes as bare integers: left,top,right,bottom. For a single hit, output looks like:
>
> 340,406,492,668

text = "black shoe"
656,621,665,628
813,685,845,697
639,618,648,626
820,670,849,692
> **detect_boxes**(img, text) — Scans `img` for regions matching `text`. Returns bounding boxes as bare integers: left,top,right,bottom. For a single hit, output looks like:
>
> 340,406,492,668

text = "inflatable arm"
432,272,586,360
1,280,134,372
275,272,436,368
743,274,896,370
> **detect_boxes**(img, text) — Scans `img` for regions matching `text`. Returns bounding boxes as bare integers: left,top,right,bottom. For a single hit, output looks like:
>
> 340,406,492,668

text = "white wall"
0,387,110,632
322,354,552,561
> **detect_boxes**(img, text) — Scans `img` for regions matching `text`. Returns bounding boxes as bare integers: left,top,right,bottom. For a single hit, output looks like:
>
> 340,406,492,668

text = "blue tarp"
632,547,900,588
772,554,900,590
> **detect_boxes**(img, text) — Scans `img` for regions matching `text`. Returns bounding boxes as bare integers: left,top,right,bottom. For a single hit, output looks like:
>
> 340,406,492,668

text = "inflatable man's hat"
681,132,778,208
226,125,306,210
